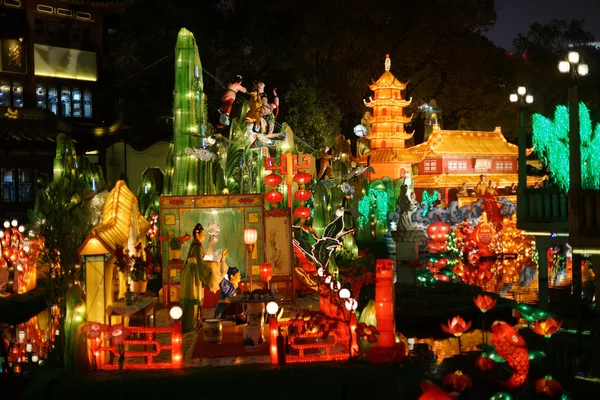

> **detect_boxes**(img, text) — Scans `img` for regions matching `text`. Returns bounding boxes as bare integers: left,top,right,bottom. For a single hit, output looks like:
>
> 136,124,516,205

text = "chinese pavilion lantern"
265,173,283,187
265,190,284,204
426,221,450,242
293,172,312,185
294,189,312,202
294,206,311,219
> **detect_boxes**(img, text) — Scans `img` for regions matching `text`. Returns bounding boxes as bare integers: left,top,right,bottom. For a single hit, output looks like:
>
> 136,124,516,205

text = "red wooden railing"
268,314,358,364
94,321,182,370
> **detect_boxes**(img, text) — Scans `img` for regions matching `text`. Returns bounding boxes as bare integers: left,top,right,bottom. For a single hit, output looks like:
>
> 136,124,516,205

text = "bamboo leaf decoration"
293,216,352,270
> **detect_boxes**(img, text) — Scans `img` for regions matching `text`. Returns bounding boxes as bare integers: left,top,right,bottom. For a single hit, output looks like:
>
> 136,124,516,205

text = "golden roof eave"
364,98,412,108
412,173,546,188
357,148,425,164
409,128,520,157
90,180,150,251
366,115,413,124
369,71,408,90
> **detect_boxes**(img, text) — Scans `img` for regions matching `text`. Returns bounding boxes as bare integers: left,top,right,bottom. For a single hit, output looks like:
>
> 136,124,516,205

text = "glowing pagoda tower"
361,55,420,180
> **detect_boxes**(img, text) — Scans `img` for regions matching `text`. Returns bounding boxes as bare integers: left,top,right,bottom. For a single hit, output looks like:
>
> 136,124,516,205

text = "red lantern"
426,221,451,242
265,191,283,204
294,206,311,219
259,263,273,282
293,172,312,185
264,173,283,187
294,189,312,202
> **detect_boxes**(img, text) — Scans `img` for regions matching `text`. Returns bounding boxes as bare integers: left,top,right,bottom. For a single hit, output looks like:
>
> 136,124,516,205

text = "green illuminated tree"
532,102,600,191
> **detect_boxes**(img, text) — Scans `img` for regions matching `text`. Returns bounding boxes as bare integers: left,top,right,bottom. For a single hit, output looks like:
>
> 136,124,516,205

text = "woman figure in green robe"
181,223,228,332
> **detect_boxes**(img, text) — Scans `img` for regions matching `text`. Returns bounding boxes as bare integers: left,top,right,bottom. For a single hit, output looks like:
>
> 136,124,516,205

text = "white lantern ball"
169,306,183,320
11,219,18,227
339,288,351,299
266,301,279,315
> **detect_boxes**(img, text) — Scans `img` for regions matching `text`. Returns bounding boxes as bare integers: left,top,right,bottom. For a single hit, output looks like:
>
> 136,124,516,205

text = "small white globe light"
339,288,351,299
509,94,518,103
517,86,526,96
325,275,332,284
577,63,589,76
568,51,580,64
3,221,9,228
330,281,341,291
31,354,39,363
11,219,18,227
18,225,25,233
525,95,534,104
558,60,570,73
335,208,344,217
317,267,324,277
266,301,279,315
169,306,183,320
345,298,358,311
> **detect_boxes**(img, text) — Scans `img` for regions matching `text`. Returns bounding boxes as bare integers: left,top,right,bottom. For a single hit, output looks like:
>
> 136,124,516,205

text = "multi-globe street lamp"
510,86,534,222
558,50,589,305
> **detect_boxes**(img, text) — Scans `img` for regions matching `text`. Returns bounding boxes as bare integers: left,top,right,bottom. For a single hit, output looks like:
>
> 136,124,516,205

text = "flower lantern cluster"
426,221,450,253
0,220,35,295
146,214,159,239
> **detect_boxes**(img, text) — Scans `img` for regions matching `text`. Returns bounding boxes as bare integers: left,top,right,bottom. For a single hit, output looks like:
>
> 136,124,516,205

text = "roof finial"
385,54,390,71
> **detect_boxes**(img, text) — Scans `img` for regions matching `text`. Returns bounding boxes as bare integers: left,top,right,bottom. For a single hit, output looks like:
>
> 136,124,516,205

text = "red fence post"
269,317,278,365
172,320,183,369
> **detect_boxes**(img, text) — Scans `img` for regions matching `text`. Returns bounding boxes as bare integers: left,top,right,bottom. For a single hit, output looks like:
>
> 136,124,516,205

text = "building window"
11,82,23,107
424,160,437,172
382,108,387,116
61,87,71,116
34,18,44,35
83,89,92,118
457,161,467,170
72,88,82,117
496,161,513,171
0,168,41,203
0,81,10,106
17,169,36,202
1,81,24,107
36,84,47,109
48,87,58,115
448,161,457,171
1,169,15,202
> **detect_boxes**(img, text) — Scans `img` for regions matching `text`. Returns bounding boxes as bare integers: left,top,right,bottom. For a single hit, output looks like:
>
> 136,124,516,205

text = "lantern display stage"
159,194,267,307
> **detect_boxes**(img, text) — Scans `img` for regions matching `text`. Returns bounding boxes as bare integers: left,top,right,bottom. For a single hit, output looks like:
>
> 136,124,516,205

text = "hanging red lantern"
293,172,312,185
426,221,451,242
294,206,311,219
264,173,283,187
294,189,312,202
265,191,283,204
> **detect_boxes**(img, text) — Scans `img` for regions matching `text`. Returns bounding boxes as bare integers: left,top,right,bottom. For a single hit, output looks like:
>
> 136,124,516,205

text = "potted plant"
169,236,182,260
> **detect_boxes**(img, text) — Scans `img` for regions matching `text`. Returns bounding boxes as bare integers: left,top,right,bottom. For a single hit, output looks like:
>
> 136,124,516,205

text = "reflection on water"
402,329,493,365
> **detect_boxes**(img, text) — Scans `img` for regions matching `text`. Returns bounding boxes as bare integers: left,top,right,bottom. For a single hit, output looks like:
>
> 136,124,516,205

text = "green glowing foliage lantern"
164,28,224,195
532,102,600,191
490,393,514,400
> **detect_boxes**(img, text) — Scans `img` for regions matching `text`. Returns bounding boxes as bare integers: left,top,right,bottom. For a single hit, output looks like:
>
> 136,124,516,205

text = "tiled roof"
0,108,61,146
412,173,545,188
369,71,408,90
410,127,520,158
358,148,424,164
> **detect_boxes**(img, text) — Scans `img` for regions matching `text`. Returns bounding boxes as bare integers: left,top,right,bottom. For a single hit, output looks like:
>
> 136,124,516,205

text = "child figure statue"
219,75,247,126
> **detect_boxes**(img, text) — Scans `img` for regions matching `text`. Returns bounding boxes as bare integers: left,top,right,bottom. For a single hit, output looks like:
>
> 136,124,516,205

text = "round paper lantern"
265,190,283,204
426,221,451,242
294,189,312,202
265,173,283,187
294,206,311,219
293,172,312,185
266,301,279,315
339,288,351,299
169,306,183,320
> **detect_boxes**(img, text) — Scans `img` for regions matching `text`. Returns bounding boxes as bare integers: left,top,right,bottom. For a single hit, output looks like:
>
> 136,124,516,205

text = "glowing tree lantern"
244,229,258,290
259,263,273,288
0,221,34,295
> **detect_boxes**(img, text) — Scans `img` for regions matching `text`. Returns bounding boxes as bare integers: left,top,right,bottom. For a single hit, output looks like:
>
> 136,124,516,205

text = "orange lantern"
293,189,312,202
264,173,283,187
426,221,450,242
294,206,311,219
293,172,312,185
265,191,284,204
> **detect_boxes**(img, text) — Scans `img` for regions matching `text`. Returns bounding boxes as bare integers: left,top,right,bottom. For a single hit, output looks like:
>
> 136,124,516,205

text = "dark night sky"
486,0,600,51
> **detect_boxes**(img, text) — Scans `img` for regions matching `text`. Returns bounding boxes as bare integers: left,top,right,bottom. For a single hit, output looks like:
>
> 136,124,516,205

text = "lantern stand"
243,229,258,292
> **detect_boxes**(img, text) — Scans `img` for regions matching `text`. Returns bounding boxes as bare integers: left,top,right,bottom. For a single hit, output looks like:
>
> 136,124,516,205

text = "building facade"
0,0,128,219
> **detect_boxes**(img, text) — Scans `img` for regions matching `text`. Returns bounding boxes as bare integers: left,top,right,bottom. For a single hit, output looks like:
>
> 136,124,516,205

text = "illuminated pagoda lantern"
359,55,422,180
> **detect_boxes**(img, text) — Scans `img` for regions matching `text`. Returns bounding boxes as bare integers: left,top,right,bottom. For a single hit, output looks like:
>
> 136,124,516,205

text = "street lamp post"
510,88,540,303
558,50,588,307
